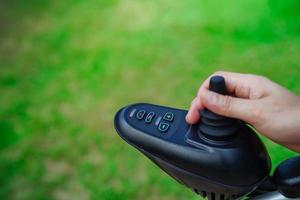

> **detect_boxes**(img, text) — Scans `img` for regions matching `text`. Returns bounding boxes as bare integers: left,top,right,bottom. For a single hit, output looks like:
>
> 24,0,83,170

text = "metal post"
250,191,300,200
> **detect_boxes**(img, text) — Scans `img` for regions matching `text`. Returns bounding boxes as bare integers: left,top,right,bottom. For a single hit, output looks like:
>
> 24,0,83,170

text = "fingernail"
185,112,191,121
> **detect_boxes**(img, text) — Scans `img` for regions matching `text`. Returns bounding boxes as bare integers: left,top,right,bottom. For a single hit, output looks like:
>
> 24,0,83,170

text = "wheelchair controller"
114,76,300,200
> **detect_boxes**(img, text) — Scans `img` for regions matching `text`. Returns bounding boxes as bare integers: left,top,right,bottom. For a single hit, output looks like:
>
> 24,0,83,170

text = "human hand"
186,71,300,153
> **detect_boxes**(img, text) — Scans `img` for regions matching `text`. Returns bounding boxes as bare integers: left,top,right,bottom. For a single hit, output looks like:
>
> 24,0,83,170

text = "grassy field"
0,0,299,199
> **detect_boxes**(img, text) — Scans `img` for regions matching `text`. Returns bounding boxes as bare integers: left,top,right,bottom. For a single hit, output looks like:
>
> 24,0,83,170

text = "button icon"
145,112,155,123
155,116,162,126
163,112,174,122
136,110,146,120
158,122,170,132
129,109,137,118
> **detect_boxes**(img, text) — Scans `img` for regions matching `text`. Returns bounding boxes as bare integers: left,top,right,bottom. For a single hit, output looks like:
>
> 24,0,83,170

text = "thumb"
200,90,257,123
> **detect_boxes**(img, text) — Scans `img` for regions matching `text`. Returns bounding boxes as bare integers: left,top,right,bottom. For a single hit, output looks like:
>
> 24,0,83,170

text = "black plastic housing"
273,156,300,198
114,103,271,200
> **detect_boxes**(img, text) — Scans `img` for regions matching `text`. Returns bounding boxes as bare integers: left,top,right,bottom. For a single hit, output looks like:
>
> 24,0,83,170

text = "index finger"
197,71,259,99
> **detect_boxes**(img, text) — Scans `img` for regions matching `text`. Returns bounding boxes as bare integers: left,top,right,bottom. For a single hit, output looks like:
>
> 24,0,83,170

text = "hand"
186,71,300,153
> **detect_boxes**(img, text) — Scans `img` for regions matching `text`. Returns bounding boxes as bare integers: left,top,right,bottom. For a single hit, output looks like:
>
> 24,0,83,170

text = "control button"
136,110,146,120
129,109,137,118
158,122,170,132
155,116,162,126
163,112,174,122
145,112,155,123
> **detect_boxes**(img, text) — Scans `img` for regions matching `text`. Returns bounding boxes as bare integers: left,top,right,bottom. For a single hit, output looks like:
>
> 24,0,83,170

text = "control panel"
124,103,186,138
113,75,296,200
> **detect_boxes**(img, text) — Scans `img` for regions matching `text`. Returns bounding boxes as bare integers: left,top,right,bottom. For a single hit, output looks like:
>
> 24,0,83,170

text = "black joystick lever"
198,76,240,140
114,75,299,200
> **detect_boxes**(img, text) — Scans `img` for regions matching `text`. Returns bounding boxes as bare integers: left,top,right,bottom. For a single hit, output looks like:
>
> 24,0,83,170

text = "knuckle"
214,71,226,76
250,107,264,125
257,75,269,82
219,95,232,115
244,73,255,79
245,73,260,80
236,84,250,97
246,74,268,82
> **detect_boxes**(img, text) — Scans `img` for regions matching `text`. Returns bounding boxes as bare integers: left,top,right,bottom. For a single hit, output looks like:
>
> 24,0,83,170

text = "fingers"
186,71,266,124
200,89,258,124
186,97,203,124
186,71,251,124
197,71,264,99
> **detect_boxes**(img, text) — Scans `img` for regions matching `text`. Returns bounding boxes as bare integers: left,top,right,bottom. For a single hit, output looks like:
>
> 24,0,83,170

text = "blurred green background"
0,0,299,199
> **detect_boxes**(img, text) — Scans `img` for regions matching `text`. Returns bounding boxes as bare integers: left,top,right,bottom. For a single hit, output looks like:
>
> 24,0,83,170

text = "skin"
186,71,300,153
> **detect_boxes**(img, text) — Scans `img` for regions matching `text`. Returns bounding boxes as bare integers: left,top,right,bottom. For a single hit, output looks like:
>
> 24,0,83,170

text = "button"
145,112,155,123
155,116,162,126
163,112,174,122
158,122,170,132
129,109,137,118
136,110,146,120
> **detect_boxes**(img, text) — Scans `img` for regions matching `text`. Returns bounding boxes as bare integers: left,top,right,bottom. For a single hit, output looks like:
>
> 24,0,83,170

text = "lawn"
0,0,299,199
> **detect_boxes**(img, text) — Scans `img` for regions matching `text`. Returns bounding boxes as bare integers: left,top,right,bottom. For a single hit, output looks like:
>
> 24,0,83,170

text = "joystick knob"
198,76,240,140
209,75,227,95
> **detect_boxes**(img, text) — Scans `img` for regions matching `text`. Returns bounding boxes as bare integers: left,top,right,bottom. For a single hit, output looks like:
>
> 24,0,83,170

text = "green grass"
0,0,299,199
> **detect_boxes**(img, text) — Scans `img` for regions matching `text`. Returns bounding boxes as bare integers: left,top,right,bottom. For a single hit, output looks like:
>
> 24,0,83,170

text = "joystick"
198,76,240,140
114,75,299,200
